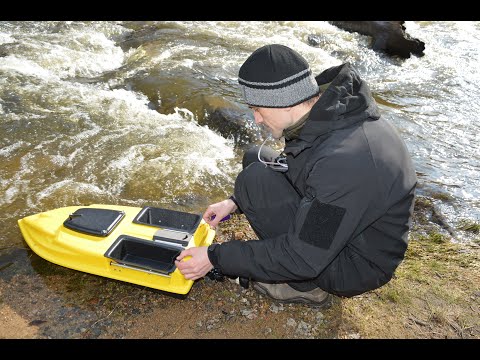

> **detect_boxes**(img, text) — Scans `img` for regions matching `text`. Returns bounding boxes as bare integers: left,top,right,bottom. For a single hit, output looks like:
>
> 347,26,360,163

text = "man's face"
249,106,289,139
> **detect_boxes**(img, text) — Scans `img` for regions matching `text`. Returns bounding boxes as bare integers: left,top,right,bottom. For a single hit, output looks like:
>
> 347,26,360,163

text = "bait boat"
17,204,215,295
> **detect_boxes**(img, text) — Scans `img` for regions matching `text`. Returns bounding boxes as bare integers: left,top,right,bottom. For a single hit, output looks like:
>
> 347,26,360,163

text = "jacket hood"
285,63,380,155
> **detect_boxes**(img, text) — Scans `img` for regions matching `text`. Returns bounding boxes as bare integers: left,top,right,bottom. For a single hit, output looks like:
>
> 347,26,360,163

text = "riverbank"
1,195,479,339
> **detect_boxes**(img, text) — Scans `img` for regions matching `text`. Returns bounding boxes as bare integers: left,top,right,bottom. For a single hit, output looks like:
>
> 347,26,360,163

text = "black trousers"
233,145,317,291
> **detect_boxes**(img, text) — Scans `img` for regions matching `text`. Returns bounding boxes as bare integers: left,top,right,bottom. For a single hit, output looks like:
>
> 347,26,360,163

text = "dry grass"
327,232,480,338
215,213,480,338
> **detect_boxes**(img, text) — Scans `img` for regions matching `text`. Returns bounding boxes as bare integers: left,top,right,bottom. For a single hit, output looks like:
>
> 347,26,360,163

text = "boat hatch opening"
133,207,201,233
105,235,181,275
63,208,125,237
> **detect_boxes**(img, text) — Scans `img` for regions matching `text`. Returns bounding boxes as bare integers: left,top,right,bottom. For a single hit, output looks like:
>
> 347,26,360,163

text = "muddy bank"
1,196,479,339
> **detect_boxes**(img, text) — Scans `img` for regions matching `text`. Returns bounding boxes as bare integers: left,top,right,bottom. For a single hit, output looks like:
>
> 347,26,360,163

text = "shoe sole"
253,283,332,309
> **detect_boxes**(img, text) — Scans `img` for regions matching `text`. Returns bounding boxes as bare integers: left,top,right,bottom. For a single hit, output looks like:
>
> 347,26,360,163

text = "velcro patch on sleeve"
299,199,346,250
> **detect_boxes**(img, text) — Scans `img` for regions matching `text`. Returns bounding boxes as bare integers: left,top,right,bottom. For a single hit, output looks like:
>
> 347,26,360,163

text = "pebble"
270,304,280,313
240,309,257,319
286,318,297,328
295,321,311,336
315,312,325,322
240,298,250,305
240,309,252,316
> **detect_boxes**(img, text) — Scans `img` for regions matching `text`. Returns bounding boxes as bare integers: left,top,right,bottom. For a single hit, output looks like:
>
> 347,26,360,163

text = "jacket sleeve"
212,154,378,282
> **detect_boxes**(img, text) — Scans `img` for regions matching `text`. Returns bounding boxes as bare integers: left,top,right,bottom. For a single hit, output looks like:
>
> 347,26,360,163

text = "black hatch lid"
63,208,125,237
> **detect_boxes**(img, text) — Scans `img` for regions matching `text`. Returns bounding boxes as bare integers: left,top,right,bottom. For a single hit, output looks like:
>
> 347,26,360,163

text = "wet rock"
147,100,159,111
28,319,47,326
0,42,21,58
307,34,322,47
117,24,184,52
431,203,457,238
205,107,265,148
328,21,425,59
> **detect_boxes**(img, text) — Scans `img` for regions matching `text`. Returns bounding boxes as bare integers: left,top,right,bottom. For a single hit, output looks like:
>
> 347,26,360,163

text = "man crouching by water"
176,44,417,307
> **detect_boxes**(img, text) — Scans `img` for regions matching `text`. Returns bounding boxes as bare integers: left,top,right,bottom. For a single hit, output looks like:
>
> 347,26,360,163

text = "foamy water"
1,21,479,248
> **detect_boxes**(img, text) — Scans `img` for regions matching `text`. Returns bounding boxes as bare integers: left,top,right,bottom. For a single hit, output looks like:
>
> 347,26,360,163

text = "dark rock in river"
326,21,425,59
0,42,21,58
202,106,265,148
307,34,322,47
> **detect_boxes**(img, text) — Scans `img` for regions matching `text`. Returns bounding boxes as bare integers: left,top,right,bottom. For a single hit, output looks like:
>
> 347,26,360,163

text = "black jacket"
213,63,417,297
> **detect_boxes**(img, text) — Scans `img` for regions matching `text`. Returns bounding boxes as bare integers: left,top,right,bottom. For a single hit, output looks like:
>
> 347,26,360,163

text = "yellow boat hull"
17,204,215,295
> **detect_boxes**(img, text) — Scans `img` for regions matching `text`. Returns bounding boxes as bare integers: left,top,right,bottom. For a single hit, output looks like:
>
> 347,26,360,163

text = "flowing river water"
1,21,479,254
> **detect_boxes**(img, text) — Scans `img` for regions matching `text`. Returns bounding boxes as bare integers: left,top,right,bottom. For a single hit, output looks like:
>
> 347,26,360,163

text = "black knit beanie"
238,44,320,108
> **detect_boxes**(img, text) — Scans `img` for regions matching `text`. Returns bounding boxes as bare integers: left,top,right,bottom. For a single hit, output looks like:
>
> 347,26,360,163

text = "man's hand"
202,198,237,229
175,246,213,280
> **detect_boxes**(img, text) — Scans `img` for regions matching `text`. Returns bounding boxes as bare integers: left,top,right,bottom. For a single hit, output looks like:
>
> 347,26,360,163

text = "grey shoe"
252,282,332,308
